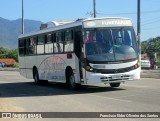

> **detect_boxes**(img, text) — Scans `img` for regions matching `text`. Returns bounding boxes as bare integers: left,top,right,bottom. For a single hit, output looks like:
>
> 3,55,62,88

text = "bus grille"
95,66,135,74
100,75,130,82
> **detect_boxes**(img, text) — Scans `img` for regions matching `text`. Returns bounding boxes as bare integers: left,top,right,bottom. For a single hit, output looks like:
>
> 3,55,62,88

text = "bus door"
74,31,86,84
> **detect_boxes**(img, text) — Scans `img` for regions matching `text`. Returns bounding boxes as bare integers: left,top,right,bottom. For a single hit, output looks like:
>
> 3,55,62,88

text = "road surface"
0,71,160,121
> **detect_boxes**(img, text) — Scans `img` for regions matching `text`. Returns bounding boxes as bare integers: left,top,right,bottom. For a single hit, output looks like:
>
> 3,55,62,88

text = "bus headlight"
89,68,94,71
135,61,141,68
86,66,94,72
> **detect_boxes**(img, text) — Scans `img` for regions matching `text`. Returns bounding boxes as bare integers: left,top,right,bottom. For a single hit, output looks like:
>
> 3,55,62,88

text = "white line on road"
0,72,19,76
122,85,149,88
116,94,141,98
87,94,132,103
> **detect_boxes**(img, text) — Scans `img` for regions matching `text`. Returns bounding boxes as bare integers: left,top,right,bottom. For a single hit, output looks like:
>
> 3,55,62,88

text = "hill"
0,17,42,49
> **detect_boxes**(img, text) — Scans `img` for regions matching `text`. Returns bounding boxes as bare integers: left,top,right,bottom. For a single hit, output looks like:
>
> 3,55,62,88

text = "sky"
0,0,160,41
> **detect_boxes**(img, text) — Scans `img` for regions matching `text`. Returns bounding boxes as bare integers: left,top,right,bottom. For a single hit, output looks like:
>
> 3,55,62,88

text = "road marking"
123,85,149,88
0,73,18,76
88,94,132,103
116,94,140,98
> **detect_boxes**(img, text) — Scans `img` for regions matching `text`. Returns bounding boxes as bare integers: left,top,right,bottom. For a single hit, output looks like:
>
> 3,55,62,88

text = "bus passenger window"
45,33,53,53
64,30,73,52
53,33,58,53
26,37,36,55
55,32,63,53
74,31,82,58
37,35,45,54
19,39,26,56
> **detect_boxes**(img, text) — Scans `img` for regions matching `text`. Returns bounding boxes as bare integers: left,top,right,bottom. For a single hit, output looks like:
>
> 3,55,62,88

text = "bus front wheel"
67,72,81,90
110,83,120,87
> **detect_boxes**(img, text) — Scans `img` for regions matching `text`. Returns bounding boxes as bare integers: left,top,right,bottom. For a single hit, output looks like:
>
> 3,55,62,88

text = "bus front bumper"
85,67,140,84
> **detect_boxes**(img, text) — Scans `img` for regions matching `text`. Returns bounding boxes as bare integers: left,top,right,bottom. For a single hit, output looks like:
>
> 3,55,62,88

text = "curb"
0,68,19,71
141,69,160,79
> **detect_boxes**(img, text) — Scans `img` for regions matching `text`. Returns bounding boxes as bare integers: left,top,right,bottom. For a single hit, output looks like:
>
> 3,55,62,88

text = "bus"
18,17,141,89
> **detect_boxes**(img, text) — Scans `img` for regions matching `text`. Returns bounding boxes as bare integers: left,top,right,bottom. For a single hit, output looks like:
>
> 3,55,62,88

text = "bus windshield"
84,27,138,62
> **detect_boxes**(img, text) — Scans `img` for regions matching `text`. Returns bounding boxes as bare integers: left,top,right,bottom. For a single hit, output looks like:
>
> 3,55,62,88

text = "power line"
142,9,160,14
142,17,160,24
142,18,160,26
142,27,160,30
84,9,160,18
97,9,160,16
85,12,94,17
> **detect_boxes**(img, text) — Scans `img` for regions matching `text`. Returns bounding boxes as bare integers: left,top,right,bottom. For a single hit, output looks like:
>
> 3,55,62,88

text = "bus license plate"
112,75,121,79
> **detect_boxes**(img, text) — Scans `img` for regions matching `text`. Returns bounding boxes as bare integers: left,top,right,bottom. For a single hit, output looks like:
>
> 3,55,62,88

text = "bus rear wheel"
110,83,120,87
33,69,48,85
34,69,40,85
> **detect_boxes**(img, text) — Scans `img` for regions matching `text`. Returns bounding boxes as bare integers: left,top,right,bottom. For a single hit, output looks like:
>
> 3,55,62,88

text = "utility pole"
93,0,96,18
22,0,24,34
137,0,141,62
137,0,141,52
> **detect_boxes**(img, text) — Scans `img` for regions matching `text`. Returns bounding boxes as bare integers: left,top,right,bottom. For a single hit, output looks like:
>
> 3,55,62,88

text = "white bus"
18,17,140,89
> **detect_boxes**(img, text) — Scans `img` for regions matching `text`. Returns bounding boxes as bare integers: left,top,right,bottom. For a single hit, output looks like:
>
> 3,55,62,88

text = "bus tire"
33,69,48,85
110,83,120,87
68,71,81,90
33,69,40,85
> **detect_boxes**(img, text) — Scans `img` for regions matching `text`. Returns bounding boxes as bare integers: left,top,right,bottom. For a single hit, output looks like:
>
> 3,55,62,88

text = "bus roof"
18,17,132,38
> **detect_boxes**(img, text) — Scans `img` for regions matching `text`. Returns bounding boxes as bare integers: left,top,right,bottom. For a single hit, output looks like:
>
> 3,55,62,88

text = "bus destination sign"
83,19,133,28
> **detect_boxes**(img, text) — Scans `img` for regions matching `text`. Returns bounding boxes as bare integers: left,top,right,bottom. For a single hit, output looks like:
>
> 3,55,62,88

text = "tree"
141,36,160,62
0,47,18,62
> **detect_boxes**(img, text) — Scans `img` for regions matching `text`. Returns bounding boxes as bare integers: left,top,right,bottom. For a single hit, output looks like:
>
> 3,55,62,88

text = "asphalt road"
0,71,160,121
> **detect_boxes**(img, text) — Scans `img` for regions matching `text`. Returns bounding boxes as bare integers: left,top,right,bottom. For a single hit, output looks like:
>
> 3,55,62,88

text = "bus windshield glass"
84,27,138,62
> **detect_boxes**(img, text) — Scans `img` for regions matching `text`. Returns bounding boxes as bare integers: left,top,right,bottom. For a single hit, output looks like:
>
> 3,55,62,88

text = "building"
0,58,17,67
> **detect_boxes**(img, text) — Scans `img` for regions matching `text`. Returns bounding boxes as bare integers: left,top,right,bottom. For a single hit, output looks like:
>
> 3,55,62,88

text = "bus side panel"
35,54,81,83
19,56,27,78
36,55,54,80
25,56,37,79
37,54,76,82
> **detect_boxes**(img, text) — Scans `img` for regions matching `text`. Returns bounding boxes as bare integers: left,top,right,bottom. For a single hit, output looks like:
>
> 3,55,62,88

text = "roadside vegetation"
0,36,160,63
141,36,160,62
0,47,18,62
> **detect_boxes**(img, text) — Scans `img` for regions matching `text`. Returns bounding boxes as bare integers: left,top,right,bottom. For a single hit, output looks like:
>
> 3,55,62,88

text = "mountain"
0,17,42,49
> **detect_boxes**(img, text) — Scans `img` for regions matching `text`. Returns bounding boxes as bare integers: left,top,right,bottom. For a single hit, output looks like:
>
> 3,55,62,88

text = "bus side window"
26,37,36,55
19,39,26,56
55,32,63,53
45,33,53,53
37,35,45,54
64,30,74,52
74,31,82,58
53,33,58,53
